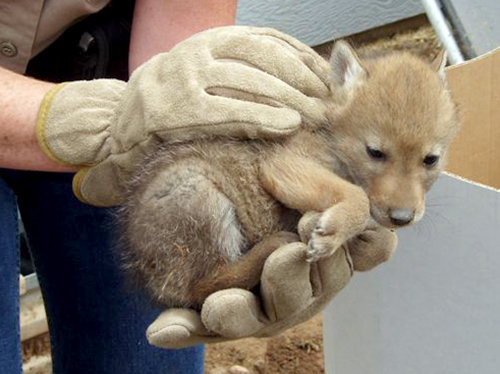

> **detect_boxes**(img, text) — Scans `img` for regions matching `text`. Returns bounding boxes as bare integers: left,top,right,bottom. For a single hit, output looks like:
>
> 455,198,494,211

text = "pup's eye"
366,146,387,161
423,154,439,167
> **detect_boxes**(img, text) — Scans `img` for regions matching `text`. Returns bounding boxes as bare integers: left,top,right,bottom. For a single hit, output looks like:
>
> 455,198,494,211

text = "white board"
324,173,500,374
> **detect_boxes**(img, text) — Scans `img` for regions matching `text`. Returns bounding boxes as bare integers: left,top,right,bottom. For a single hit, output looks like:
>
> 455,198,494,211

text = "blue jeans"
0,169,204,374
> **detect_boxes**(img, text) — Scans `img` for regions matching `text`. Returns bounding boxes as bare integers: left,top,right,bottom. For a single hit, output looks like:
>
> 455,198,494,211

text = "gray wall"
442,0,500,56
236,0,424,46
323,174,500,374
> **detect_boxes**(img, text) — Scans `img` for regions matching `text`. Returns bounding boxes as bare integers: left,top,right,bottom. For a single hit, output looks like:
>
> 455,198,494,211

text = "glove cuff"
36,79,127,166
36,83,72,166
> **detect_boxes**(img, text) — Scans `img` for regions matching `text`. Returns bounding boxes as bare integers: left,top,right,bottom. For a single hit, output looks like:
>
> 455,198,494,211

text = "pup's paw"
298,211,322,243
304,205,367,262
300,211,340,261
305,209,347,262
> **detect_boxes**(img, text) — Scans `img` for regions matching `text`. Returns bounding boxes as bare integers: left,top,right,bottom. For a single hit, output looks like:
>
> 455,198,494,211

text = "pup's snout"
389,208,415,226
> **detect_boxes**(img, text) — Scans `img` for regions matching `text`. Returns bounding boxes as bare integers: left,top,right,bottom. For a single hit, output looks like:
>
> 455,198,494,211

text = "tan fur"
117,43,460,309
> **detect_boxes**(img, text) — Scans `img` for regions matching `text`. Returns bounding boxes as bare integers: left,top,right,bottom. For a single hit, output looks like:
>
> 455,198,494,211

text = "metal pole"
421,0,465,64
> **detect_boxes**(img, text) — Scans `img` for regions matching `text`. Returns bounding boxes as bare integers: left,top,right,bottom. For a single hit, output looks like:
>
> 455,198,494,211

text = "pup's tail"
189,231,299,307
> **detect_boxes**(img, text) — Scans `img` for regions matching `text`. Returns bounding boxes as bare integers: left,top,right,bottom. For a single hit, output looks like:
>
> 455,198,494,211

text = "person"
0,1,350,373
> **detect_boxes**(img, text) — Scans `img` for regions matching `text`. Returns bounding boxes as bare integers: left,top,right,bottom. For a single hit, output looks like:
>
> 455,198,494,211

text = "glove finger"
267,247,353,334
146,308,221,349
205,61,327,125
247,27,327,61
201,288,267,339
209,27,331,96
314,246,353,297
349,227,398,272
260,242,312,322
157,95,302,140
250,28,333,90
256,245,353,338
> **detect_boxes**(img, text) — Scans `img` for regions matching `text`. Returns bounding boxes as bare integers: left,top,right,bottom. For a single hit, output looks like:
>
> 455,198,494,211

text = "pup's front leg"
260,151,370,261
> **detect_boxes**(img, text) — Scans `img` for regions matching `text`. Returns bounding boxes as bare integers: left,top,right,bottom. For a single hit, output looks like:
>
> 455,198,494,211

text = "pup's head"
325,42,460,228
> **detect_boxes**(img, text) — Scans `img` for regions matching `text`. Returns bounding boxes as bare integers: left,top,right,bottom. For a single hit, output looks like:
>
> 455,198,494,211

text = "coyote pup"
118,42,460,309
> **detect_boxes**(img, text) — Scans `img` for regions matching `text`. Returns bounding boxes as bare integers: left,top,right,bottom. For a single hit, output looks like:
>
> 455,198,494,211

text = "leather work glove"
36,26,330,207
146,214,397,349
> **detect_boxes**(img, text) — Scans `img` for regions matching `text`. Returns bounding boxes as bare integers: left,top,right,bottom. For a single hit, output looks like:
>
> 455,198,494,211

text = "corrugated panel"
236,0,424,46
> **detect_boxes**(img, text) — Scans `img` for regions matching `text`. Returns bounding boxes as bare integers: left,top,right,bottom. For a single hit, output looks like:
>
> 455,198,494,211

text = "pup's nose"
389,208,415,226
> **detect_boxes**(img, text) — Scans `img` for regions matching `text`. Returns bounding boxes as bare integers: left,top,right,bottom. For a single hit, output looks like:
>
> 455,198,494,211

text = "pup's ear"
431,49,447,81
329,41,367,92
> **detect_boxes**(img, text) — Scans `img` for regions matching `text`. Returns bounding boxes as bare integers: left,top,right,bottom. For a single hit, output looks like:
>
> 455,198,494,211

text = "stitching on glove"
36,83,76,167
264,283,278,322
310,262,323,297
148,323,190,337
211,60,321,100
205,86,288,107
214,58,261,70
258,32,305,53
344,247,355,275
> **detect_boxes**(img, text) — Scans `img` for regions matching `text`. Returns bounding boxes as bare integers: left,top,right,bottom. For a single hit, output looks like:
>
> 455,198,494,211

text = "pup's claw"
306,241,321,262
298,211,322,244
307,233,343,262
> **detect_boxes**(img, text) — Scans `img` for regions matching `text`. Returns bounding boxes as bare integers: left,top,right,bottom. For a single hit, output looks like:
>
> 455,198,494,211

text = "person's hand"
345,218,398,272
36,26,331,206
146,213,397,349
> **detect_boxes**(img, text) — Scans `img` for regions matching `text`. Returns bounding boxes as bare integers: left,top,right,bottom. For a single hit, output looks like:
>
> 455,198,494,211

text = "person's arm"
0,0,236,172
0,66,76,171
129,0,237,72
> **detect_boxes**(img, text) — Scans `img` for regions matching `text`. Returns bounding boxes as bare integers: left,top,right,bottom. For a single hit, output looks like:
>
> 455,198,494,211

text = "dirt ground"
22,18,440,374
205,315,324,374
